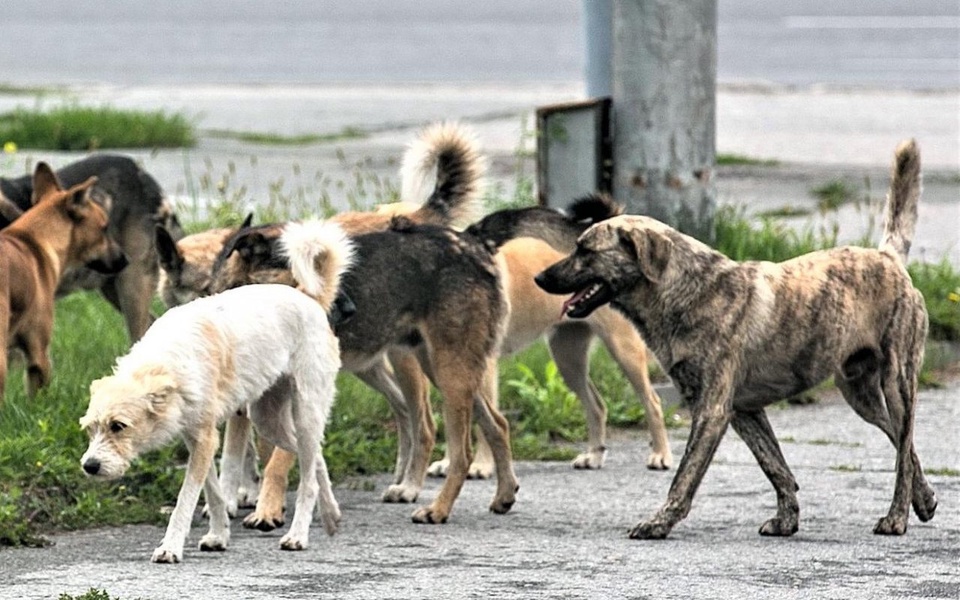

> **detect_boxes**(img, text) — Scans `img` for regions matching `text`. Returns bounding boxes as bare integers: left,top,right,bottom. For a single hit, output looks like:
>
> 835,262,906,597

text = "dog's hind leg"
111,226,157,341
22,330,52,398
280,374,340,551
472,358,519,514
383,351,435,502
629,364,734,540
730,409,799,536
153,423,220,563
592,316,673,470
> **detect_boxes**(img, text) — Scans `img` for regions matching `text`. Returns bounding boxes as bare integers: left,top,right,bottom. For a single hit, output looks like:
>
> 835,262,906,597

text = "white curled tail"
280,220,355,311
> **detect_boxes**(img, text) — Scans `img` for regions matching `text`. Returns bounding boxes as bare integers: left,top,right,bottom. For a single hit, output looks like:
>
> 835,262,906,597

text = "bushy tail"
400,121,487,228
879,139,922,264
280,220,355,312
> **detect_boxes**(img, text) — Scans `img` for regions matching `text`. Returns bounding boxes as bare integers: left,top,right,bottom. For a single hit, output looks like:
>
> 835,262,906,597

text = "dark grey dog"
1,155,182,340
536,140,936,539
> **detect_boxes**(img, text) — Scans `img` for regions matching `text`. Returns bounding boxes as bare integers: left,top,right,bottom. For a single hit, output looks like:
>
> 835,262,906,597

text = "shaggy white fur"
80,225,352,563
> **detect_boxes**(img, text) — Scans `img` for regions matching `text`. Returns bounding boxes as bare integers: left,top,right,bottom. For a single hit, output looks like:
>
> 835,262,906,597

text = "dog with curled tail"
79,220,354,563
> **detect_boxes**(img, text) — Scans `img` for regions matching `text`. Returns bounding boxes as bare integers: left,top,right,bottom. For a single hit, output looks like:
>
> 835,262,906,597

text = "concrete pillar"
612,0,717,241
582,0,613,98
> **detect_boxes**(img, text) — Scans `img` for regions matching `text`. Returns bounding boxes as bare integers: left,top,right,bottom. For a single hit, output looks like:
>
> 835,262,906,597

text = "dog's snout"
533,270,551,292
330,291,357,329
82,458,101,476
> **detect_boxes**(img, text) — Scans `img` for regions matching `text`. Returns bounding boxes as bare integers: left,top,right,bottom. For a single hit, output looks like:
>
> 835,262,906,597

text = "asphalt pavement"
1,384,958,600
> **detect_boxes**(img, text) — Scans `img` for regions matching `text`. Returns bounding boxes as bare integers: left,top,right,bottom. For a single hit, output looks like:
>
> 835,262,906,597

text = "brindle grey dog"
535,140,936,539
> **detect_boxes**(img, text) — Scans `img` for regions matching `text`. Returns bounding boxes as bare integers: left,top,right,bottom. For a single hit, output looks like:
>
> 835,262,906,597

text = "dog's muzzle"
330,291,357,330
82,457,102,476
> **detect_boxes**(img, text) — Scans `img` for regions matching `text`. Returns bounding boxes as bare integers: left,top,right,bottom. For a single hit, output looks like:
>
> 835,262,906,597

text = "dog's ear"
31,162,63,204
64,177,100,220
240,212,254,229
232,231,274,265
155,226,183,273
618,228,672,283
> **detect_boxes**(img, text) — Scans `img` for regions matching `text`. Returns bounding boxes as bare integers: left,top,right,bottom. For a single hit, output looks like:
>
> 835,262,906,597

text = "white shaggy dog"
79,220,354,563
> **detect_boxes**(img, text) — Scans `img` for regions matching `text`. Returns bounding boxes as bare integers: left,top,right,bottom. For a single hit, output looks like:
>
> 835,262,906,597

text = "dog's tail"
566,193,625,224
400,121,487,229
280,220,355,312
879,139,922,264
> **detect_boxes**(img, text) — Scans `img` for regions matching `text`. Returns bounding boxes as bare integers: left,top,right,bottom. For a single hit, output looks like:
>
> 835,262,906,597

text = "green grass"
810,179,858,212
925,467,960,477
205,127,366,146
59,589,141,600
716,153,779,167
0,106,196,150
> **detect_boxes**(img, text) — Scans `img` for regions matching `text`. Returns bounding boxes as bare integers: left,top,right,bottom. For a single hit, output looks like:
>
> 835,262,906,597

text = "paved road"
2,0,957,88
1,385,958,599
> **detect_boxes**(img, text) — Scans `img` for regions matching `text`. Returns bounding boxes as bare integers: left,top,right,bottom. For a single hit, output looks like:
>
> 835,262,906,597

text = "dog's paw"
151,546,182,564
411,505,448,524
242,511,285,532
873,515,908,536
382,484,419,503
646,450,672,471
489,495,515,515
628,520,672,540
320,504,341,536
198,533,228,552
236,486,259,510
279,533,308,551
572,448,605,470
202,501,238,520
758,517,798,537
913,487,938,522
426,459,449,478
467,461,494,480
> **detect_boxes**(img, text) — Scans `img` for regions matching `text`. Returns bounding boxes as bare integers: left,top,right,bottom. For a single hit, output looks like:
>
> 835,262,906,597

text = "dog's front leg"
218,412,254,517
152,425,220,563
730,409,799,536
198,458,231,552
629,368,734,540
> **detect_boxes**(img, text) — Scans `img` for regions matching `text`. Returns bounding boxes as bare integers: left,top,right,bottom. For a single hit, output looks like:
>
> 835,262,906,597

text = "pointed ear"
64,176,99,220
618,228,672,283
240,212,254,229
31,162,62,204
233,231,272,264
155,226,183,273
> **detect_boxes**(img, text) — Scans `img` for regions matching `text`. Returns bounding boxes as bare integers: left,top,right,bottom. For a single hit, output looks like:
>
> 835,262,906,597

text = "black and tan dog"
1,154,182,341
425,195,672,478
536,140,936,539
1,163,128,398
156,122,487,525
211,218,517,525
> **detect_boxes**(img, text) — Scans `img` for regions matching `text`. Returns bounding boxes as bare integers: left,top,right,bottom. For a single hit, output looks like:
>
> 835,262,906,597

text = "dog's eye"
109,421,127,434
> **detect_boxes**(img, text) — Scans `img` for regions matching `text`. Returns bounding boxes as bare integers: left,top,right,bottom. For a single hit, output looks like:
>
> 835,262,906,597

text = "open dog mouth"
560,281,608,319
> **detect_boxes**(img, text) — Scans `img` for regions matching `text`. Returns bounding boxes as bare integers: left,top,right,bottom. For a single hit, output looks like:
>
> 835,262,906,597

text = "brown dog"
0,163,128,398
536,140,936,539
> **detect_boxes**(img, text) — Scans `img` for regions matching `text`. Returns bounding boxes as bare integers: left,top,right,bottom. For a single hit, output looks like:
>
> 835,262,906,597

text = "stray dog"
80,220,354,563
536,140,936,539
1,154,182,341
1,163,128,399
211,217,517,525
428,195,672,477
158,122,487,528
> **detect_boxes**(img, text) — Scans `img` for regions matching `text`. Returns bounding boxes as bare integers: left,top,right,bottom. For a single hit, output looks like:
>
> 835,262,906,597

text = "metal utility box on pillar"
612,0,717,241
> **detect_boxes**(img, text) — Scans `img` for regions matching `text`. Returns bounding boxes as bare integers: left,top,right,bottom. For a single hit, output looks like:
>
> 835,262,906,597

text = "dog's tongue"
560,288,588,318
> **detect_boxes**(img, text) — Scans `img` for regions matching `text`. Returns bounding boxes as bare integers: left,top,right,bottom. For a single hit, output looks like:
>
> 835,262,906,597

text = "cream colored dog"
80,220,354,563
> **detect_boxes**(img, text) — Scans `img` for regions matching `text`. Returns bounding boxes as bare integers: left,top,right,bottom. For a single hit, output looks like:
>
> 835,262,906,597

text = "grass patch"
0,83,68,96
59,590,140,600
0,106,196,150
755,205,813,219
925,467,960,477
829,464,862,473
810,179,857,212
205,127,366,146
716,153,779,167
